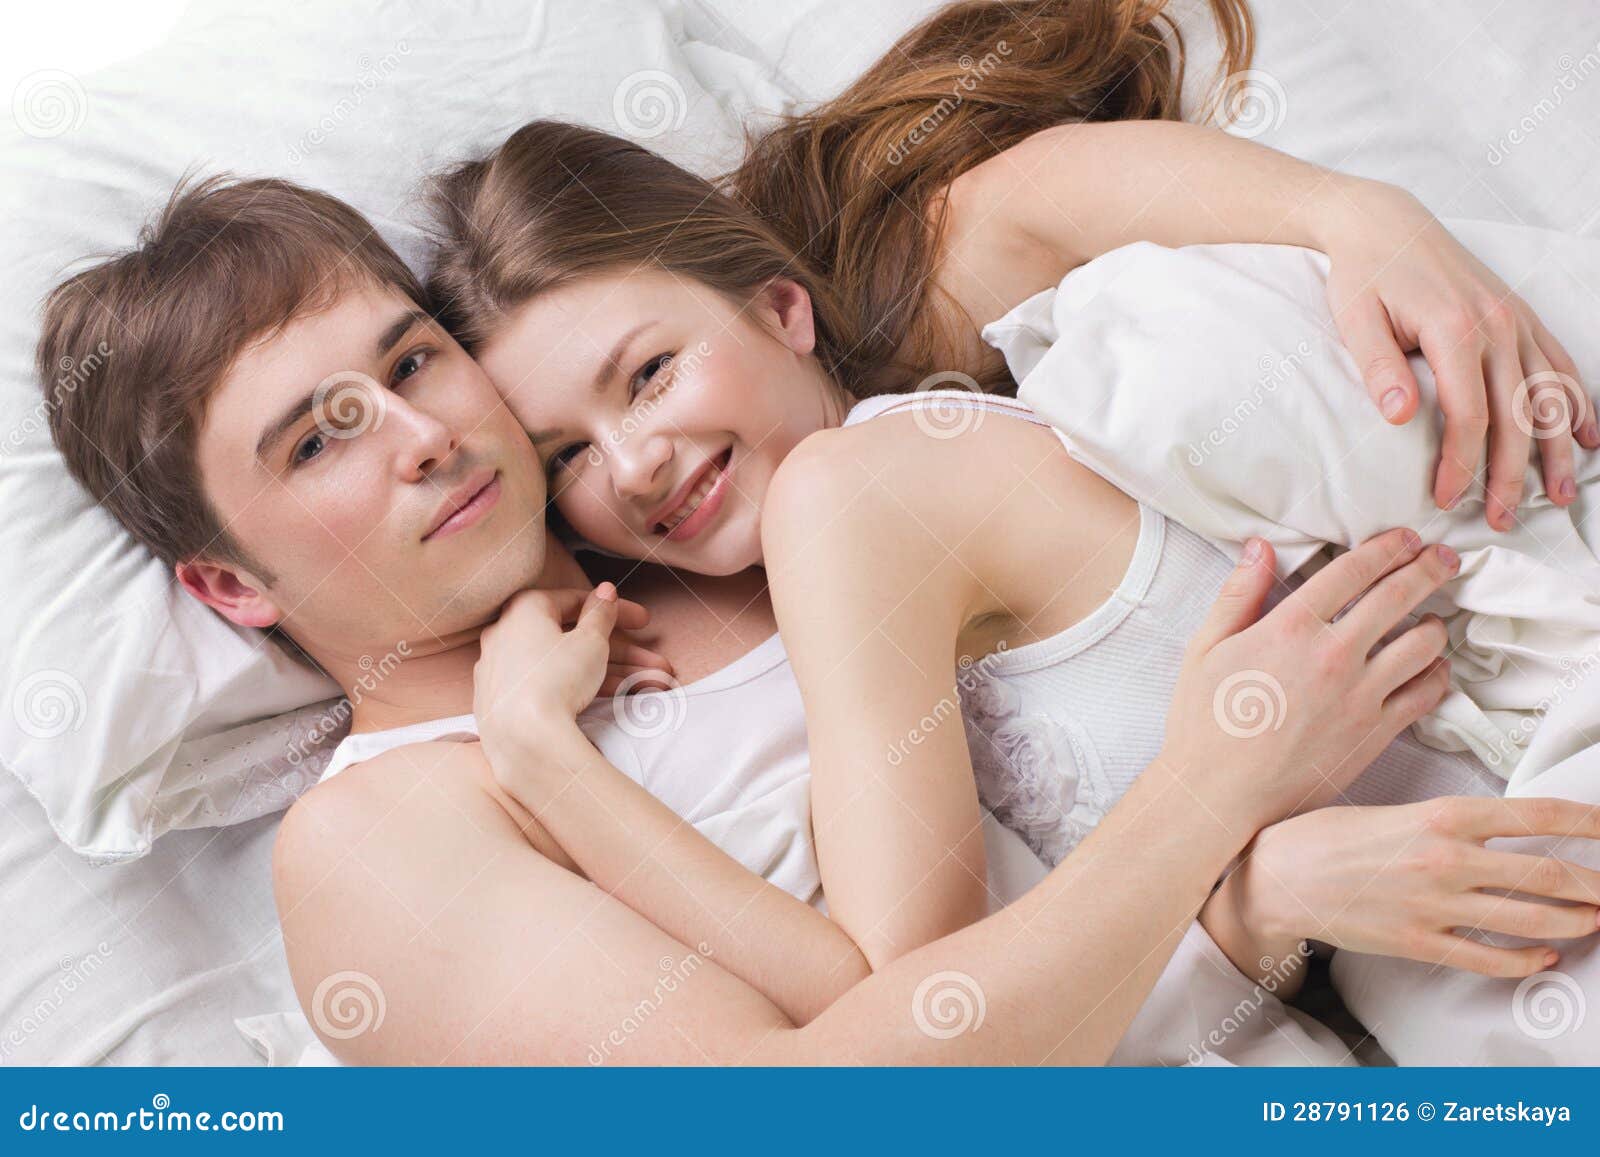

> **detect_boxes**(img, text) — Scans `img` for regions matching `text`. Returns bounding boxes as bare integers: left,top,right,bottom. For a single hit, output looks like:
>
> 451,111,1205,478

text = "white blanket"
982,220,1600,790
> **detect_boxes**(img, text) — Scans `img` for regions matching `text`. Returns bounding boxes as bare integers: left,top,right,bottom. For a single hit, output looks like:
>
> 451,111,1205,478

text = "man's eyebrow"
376,309,430,358
254,310,432,465
254,391,320,464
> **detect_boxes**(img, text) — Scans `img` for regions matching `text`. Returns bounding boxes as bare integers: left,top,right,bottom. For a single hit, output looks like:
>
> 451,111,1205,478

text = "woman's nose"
609,433,672,502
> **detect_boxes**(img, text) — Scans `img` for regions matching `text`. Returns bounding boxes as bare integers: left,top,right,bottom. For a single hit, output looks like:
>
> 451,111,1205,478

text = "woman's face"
476,267,843,575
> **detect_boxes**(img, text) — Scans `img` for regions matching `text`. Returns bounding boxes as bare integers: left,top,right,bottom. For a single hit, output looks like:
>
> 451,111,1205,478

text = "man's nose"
385,393,458,481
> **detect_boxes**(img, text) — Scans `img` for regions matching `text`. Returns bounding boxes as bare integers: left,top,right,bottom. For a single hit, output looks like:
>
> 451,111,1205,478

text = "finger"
1418,931,1558,979
1422,332,1489,511
1290,528,1421,623
1528,314,1599,447
1459,796,1600,843
605,663,676,692
1518,351,1580,507
1368,614,1449,690
607,640,674,674
1453,893,1600,943
1484,343,1533,529
1338,543,1460,650
576,583,621,639
1338,293,1420,424
1186,537,1276,654
1379,655,1452,731
510,586,650,630
1472,848,1600,908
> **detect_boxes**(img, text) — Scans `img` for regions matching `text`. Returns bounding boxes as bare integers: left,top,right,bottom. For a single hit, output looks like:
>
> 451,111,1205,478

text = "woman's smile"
654,447,734,541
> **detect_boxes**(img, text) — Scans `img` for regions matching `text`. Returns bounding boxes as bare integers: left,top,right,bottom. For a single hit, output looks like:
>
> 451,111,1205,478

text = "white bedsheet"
10,0,1600,1066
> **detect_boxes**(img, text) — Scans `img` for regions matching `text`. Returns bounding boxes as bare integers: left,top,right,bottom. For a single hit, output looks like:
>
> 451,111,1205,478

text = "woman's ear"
757,278,818,356
175,558,285,630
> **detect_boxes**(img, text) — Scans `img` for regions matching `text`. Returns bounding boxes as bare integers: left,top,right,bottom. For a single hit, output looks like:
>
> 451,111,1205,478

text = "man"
37,174,1441,1066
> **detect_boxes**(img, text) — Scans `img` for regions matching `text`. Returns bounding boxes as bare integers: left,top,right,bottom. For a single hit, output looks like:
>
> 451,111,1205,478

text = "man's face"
189,279,549,658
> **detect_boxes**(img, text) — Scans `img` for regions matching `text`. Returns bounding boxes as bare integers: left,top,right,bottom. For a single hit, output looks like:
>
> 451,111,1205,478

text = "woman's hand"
1160,528,1459,834
472,584,670,773
1319,184,1598,527
1210,796,1600,982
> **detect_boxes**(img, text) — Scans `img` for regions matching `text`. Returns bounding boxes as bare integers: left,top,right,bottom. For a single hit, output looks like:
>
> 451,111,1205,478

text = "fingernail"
1560,477,1577,501
1546,950,1560,968
1437,544,1459,571
1583,420,1599,443
1239,538,1262,566
1402,529,1422,553
1380,388,1407,419
597,582,616,601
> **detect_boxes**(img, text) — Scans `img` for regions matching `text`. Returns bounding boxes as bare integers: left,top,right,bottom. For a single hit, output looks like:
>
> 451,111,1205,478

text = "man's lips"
651,449,733,542
422,470,501,542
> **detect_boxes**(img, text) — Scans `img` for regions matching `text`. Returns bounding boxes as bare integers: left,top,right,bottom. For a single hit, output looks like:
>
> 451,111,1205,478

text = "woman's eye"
550,442,590,472
292,431,326,466
630,352,674,397
391,348,432,386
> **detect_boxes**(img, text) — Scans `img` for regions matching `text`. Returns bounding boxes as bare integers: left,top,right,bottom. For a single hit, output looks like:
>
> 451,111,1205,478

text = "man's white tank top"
319,389,1497,904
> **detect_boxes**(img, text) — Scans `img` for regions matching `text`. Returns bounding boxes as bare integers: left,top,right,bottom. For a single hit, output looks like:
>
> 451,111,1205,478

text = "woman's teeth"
658,453,728,534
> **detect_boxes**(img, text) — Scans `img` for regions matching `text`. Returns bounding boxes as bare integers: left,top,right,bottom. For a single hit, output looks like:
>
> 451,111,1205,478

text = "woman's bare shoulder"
764,409,1124,571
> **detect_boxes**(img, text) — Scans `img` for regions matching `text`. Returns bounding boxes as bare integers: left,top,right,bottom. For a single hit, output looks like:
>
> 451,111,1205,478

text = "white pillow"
0,0,791,860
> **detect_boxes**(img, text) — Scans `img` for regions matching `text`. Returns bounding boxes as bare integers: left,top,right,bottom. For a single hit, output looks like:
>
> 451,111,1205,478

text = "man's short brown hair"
37,175,426,576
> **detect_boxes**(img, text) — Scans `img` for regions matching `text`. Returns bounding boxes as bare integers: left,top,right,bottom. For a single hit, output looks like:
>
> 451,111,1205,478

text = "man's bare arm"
273,738,1243,1065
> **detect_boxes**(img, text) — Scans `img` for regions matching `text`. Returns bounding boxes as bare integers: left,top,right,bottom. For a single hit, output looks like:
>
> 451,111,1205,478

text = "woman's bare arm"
760,413,1461,976
484,714,873,1025
948,120,1597,521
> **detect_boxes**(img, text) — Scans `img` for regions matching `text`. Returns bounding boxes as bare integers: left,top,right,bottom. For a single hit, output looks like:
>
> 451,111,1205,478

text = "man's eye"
292,431,326,466
392,348,432,385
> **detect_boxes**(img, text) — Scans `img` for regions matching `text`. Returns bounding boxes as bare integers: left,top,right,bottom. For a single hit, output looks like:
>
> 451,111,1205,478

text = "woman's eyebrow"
590,321,653,392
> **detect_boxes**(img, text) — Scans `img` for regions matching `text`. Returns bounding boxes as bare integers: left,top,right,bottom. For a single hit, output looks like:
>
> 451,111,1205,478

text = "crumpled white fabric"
982,220,1600,790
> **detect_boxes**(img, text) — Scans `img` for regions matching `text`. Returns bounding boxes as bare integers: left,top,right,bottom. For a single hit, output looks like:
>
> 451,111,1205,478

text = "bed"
4,0,1598,1065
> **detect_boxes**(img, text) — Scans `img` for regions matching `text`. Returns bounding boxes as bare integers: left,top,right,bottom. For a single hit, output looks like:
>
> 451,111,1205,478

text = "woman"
423,0,1600,1057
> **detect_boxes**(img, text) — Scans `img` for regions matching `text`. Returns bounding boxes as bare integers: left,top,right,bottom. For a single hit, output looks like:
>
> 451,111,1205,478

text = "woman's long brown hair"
427,0,1253,398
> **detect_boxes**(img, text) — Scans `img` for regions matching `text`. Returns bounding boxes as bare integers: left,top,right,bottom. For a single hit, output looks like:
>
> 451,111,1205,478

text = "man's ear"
174,558,284,629
756,278,817,357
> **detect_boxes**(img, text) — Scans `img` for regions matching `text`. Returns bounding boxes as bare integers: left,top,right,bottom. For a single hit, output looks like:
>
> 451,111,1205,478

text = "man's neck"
311,536,591,735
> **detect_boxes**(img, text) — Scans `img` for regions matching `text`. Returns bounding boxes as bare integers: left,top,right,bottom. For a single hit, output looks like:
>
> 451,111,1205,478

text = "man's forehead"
203,282,418,447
